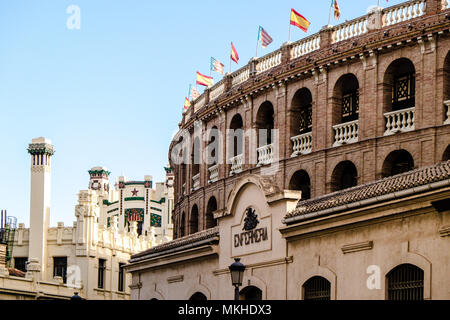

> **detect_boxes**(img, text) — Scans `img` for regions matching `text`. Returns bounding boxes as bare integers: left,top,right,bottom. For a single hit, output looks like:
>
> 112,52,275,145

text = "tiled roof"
130,227,219,262
285,161,450,223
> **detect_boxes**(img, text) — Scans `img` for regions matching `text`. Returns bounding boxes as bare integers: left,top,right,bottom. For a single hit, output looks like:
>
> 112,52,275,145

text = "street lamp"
229,258,246,301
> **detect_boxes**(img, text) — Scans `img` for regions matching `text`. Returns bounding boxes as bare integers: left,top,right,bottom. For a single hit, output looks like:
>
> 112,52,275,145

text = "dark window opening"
289,171,311,201
303,276,331,301
98,259,106,289
189,292,207,301
387,264,424,301
382,150,415,178
118,263,125,292
53,257,67,283
14,257,28,273
240,286,262,301
392,73,415,111
206,197,218,229
332,161,358,192
341,90,359,123
190,205,199,234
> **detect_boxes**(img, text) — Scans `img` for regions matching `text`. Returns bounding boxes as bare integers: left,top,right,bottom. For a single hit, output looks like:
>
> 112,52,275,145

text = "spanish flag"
290,8,310,32
184,97,191,111
231,42,239,64
196,71,214,87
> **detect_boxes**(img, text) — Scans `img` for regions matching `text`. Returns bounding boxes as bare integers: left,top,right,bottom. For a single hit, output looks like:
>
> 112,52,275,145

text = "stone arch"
205,196,218,229
147,290,165,300
330,160,358,192
207,125,219,166
229,113,244,158
383,58,416,113
332,73,360,125
381,149,415,178
189,204,199,234
297,265,337,300
288,170,311,201
240,275,267,300
255,101,275,147
186,283,212,301
180,211,186,238
302,276,331,300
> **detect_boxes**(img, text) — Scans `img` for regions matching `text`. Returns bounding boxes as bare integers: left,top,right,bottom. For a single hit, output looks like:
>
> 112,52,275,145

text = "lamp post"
229,258,246,301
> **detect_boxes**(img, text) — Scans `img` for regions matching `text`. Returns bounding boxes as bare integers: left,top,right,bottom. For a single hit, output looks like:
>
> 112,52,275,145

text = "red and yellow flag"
184,97,191,111
196,71,213,87
231,42,239,64
290,9,310,32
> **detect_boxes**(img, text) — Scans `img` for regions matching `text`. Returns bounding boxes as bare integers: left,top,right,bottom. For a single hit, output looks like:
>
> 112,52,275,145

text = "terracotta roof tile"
285,161,450,222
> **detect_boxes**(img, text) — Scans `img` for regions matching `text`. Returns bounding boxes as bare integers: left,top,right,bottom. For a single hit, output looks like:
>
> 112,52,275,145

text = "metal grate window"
342,90,359,123
392,73,415,111
299,104,313,134
387,264,424,301
303,276,331,301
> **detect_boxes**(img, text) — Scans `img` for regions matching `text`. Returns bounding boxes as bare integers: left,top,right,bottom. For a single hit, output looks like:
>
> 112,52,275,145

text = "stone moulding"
341,241,374,254
167,275,184,284
439,226,450,237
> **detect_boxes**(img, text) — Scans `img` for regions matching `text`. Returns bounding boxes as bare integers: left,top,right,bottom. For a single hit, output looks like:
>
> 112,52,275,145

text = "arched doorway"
256,102,275,147
189,292,207,301
289,170,311,200
387,264,424,300
382,150,415,178
239,286,262,301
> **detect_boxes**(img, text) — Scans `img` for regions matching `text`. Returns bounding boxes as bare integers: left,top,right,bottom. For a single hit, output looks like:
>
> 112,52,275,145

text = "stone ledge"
341,241,374,254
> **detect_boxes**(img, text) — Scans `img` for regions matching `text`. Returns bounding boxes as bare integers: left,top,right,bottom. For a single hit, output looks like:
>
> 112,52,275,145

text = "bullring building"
126,0,450,300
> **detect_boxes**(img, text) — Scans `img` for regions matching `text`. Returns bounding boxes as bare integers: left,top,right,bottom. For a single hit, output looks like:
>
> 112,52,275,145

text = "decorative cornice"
27,143,54,156
167,275,184,284
341,241,374,254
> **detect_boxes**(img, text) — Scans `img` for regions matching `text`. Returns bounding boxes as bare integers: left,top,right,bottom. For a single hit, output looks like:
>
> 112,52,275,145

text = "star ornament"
131,188,139,196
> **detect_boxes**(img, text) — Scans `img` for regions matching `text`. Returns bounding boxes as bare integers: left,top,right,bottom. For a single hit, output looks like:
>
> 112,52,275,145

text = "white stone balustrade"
210,81,225,102
193,95,206,113
208,164,219,183
291,132,312,157
291,35,321,59
192,174,200,191
256,144,274,166
229,154,244,176
382,0,426,27
333,120,359,147
445,101,450,125
332,17,368,43
384,107,415,136
231,67,250,87
256,51,282,74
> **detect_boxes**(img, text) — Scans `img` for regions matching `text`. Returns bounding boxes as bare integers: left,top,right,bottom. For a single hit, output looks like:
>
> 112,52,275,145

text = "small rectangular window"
14,257,28,273
53,257,67,283
98,259,106,289
118,263,125,292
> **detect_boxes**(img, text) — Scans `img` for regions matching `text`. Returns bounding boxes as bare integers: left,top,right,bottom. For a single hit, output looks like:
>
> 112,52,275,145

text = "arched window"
229,114,244,158
303,276,331,301
384,58,416,112
443,145,450,162
387,264,424,300
382,150,415,178
289,170,311,201
291,88,313,137
189,292,207,301
189,205,199,234
206,197,218,229
256,102,275,147
207,126,219,166
333,74,359,125
240,286,262,301
191,137,201,177
180,212,186,238
331,161,358,192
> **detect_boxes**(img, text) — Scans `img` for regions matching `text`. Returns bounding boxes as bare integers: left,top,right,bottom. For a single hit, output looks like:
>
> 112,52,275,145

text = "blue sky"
0,0,403,226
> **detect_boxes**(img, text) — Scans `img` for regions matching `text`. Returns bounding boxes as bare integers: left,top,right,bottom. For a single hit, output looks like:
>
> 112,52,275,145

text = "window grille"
303,276,331,301
392,73,415,111
342,90,359,123
387,264,424,301
299,104,313,133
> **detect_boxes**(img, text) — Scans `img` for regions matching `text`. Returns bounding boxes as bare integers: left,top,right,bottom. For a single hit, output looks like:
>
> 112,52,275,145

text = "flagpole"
328,1,333,26
288,10,291,42
256,27,259,58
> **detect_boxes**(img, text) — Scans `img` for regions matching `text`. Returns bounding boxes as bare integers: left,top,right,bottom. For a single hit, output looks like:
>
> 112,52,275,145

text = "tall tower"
27,137,54,279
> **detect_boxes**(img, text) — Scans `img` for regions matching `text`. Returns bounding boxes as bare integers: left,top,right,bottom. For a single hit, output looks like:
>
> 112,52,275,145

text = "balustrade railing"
444,101,450,125
210,81,225,102
333,120,359,147
256,144,274,166
291,132,312,157
291,34,321,59
192,174,200,191
256,51,282,74
384,107,415,136
332,16,368,43
231,67,250,87
208,164,219,183
382,0,426,27
229,154,244,176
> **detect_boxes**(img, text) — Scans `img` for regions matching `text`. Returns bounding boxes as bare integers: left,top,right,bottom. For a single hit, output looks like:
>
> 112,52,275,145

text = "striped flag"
189,84,200,100
210,57,225,75
231,42,239,64
184,97,191,111
332,0,341,20
196,71,214,87
290,8,310,32
258,26,273,49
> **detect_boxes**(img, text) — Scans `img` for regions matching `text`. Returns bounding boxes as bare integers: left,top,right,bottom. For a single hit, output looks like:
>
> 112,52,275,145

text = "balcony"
208,164,219,184
384,107,415,136
333,120,359,147
191,174,200,192
291,132,312,157
256,144,274,167
229,154,244,176
445,101,450,125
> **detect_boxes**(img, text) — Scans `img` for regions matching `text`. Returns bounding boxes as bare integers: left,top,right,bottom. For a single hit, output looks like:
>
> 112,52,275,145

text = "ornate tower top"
27,137,54,156
88,167,110,193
